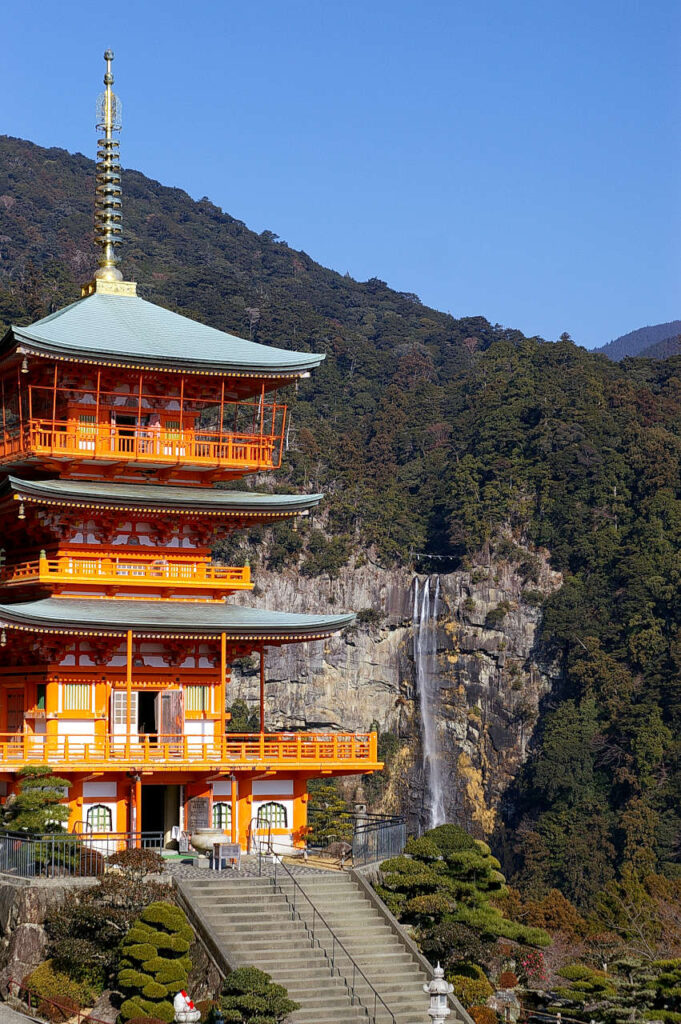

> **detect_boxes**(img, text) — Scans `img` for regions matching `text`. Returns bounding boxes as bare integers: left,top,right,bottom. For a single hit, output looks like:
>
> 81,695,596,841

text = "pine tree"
2,766,71,833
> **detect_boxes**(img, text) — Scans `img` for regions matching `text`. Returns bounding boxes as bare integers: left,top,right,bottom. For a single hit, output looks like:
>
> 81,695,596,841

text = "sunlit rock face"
227,547,562,837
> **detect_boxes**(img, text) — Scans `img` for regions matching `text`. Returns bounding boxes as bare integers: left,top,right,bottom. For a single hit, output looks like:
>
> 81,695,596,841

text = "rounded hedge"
117,902,193,1024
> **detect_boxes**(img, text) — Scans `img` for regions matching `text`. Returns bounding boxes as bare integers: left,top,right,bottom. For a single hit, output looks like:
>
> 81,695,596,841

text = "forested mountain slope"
639,333,681,360
595,320,681,360
1,134,681,902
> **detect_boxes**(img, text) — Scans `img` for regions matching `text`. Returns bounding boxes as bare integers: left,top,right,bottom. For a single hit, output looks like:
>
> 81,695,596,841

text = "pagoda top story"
1,293,324,380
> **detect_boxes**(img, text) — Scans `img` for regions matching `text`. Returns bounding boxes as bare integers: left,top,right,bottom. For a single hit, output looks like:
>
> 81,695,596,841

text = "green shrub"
24,960,99,1017
485,601,511,627
213,966,300,1024
449,973,494,1009
426,824,477,856
403,893,454,919
46,873,171,989
306,779,353,844
404,836,441,861
118,902,193,1023
558,964,594,981
108,848,165,879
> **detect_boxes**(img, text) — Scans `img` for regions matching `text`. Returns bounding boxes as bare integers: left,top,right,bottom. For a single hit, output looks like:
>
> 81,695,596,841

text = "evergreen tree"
214,966,299,1024
2,765,71,833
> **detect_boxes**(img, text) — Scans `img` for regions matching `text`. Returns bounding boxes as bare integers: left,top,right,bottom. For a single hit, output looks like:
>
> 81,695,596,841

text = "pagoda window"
256,802,288,829
111,691,138,732
212,802,231,830
86,804,113,833
185,686,210,713
78,413,97,452
63,683,92,712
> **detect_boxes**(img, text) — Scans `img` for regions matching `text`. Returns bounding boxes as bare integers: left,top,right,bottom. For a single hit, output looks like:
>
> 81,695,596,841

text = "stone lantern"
424,963,453,1023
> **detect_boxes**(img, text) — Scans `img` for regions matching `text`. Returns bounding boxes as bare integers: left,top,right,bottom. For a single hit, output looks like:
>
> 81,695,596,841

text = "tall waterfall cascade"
413,575,446,829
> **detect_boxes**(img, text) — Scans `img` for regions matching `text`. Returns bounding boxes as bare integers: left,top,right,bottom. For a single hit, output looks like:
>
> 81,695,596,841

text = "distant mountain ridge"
595,320,681,361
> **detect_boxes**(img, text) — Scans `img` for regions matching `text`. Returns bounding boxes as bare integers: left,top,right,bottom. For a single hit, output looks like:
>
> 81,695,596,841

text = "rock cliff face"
229,549,562,836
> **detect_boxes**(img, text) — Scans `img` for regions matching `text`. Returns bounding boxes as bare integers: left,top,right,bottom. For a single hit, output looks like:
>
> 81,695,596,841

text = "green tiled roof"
0,598,354,641
3,476,323,516
5,293,324,375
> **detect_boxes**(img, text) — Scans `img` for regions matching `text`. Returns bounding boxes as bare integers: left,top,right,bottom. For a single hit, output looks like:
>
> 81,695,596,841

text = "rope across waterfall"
413,575,446,829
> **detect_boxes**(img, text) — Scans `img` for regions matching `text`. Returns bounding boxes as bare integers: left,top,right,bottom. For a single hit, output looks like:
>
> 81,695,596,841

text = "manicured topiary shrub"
117,902,193,1024
213,966,300,1024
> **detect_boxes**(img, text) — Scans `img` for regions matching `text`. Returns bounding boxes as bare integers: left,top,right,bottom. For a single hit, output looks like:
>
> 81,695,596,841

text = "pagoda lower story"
0,606,378,852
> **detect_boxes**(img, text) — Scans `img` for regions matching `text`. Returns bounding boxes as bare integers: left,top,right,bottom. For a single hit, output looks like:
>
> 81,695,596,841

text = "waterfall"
413,575,446,829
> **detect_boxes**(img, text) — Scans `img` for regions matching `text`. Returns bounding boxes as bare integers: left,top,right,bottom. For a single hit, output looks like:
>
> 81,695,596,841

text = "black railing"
0,830,164,877
352,813,406,867
268,852,396,1024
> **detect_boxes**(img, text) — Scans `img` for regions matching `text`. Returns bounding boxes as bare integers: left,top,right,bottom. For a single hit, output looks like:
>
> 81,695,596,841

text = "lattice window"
256,802,287,829
79,413,97,434
112,690,138,726
212,801,232,829
185,686,209,712
86,804,112,832
63,683,91,711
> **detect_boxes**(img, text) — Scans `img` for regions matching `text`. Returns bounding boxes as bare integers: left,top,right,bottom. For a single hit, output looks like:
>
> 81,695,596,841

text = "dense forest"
1,135,681,911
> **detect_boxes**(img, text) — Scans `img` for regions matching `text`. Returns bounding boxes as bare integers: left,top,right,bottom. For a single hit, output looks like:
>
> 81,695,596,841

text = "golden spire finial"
94,49,123,281
83,51,136,297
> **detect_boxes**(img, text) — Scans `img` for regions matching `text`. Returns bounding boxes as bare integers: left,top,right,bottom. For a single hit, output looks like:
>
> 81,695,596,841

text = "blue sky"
2,0,679,348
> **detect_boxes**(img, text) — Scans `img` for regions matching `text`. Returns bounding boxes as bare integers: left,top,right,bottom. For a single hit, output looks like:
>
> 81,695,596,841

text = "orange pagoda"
0,52,380,852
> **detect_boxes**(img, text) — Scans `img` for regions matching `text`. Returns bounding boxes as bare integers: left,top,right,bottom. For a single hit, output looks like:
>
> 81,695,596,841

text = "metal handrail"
261,840,396,1024
0,829,164,877
250,816,273,857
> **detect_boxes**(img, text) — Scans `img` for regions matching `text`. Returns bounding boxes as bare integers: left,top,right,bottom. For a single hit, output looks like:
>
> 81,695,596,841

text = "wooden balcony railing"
0,556,253,592
0,420,285,472
0,731,379,771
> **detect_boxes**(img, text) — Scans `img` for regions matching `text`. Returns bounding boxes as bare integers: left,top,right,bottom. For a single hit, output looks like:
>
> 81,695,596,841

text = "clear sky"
2,0,680,348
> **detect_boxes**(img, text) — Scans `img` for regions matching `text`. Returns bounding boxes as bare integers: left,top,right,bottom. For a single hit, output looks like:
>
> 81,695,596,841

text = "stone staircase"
177,870,472,1024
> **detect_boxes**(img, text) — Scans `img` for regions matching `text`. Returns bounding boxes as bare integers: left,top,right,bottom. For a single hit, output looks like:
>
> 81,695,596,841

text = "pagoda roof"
3,476,323,518
4,292,324,377
0,598,354,643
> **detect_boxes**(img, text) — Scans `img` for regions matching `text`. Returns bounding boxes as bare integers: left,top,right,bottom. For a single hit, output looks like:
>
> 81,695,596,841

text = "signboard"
186,797,210,831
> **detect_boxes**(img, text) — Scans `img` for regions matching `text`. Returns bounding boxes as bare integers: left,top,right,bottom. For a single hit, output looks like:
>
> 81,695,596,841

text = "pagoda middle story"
0,52,380,852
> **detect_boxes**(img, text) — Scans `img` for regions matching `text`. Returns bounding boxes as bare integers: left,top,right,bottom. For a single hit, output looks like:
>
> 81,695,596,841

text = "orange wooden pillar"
230,773,237,845
125,629,132,758
220,632,227,745
259,646,265,734
130,773,142,845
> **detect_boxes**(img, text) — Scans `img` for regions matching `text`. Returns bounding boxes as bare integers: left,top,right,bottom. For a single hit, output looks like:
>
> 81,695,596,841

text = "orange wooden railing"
0,419,285,471
0,556,252,591
0,731,379,769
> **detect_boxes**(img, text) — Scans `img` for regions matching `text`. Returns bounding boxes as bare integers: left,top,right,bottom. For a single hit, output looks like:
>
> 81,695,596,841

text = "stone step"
176,870,464,1024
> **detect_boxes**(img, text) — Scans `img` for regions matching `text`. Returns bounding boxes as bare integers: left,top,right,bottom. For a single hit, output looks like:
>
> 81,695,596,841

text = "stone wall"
0,875,96,993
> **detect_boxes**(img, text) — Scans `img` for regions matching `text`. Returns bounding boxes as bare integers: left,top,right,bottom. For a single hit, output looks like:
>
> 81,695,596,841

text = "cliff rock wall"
229,551,562,835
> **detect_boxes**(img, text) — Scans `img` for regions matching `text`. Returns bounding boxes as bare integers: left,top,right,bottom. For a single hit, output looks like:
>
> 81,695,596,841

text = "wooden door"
158,690,183,738
7,691,24,734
